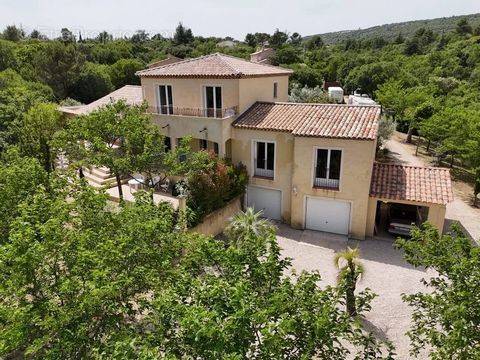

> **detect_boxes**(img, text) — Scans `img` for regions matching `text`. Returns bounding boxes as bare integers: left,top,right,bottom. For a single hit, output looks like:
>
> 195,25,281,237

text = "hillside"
309,13,480,44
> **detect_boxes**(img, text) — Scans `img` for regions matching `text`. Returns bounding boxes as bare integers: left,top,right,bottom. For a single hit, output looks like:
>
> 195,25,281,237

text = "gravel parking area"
276,224,434,359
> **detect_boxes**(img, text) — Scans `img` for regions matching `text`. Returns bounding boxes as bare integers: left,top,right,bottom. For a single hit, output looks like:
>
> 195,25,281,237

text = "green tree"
96,30,113,43
305,35,324,50
18,103,64,172
0,40,18,71
288,83,334,103
270,45,300,65
456,18,473,35
131,30,149,43
2,25,25,42
345,61,399,96
173,23,194,45
244,33,256,47
60,27,75,43
71,62,114,103
396,224,480,359
0,69,54,150
0,149,48,243
34,42,85,99
0,180,181,358
225,207,275,245
108,58,143,88
334,247,365,316
269,29,289,48
66,100,143,200
29,29,46,40
0,179,393,358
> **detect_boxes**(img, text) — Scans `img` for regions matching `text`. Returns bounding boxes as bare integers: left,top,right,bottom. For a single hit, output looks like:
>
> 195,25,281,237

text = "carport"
366,163,454,238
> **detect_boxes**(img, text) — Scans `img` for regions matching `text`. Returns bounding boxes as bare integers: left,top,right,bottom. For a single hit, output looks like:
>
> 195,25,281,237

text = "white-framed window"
204,86,222,118
273,82,278,99
314,148,342,189
254,141,275,178
157,85,173,115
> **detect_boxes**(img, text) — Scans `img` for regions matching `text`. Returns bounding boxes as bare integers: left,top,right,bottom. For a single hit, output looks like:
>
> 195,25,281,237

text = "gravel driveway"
276,224,433,359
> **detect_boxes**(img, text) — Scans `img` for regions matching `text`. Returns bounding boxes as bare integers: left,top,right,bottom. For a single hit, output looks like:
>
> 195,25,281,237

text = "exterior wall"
189,195,242,236
290,137,377,240
427,204,447,233
141,77,240,112
238,76,289,113
142,75,290,155
231,128,295,222
365,197,447,237
151,114,235,155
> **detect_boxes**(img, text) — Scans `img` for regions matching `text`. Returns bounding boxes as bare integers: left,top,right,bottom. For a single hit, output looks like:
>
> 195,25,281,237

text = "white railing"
149,105,238,119
313,177,339,189
254,167,274,178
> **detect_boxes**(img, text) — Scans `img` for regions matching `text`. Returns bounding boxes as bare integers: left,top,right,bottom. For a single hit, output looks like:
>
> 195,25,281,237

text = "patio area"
106,184,180,209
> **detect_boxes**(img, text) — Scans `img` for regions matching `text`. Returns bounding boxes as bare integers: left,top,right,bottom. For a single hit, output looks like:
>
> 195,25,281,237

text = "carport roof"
370,163,454,205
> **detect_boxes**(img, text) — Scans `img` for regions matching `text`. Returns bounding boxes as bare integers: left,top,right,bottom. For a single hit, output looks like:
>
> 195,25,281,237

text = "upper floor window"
157,85,173,115
273,82,278,99
204,86,222,118
254,141,275,179
314,148,342,189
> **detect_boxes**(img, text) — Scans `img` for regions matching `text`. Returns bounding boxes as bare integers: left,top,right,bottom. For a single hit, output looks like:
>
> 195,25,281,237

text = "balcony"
254,167,274,179
148,105,238,119
313,177,339,190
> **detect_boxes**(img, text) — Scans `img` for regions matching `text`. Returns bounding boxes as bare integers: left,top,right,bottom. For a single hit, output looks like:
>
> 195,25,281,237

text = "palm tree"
225,207,275,246
334,247,364,317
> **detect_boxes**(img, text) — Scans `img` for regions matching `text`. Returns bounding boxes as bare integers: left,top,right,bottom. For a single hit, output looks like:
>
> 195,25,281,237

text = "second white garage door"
305,197,351,235
247,186,282,220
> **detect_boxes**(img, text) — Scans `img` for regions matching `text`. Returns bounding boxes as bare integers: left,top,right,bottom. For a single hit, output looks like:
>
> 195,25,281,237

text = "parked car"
387,204,419,236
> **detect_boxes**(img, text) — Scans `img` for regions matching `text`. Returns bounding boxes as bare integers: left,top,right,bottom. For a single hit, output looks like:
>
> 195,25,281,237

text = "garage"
374,201,428,238
305,197,351,235
368,163,454,238
247,186,282,220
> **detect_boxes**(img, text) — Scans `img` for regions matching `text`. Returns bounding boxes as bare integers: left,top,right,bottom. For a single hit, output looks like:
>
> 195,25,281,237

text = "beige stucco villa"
61,53,454,240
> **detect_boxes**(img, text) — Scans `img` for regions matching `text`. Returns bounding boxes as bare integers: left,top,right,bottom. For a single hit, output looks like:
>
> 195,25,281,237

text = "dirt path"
384,132,480,243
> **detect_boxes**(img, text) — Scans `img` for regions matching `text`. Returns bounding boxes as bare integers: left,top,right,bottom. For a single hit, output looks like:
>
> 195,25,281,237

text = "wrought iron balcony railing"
254,167,274,179
148,105,238,119
313,177,340,189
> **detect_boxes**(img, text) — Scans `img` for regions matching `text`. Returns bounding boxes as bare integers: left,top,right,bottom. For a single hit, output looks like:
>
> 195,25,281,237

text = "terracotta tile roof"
370,162,454,205
59,85,143,115
136,53,293,78
233,102,380,140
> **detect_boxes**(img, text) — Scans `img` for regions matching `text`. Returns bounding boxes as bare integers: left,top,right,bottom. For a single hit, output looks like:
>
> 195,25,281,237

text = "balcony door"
157,85,173,115
204,86,222,118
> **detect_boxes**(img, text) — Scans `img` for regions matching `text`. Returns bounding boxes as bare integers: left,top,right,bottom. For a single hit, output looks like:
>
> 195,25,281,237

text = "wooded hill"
308,13,480,44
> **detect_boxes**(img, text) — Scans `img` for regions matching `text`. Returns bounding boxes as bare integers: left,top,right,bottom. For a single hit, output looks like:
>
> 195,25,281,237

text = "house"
250,47,275,65
61,53,454,239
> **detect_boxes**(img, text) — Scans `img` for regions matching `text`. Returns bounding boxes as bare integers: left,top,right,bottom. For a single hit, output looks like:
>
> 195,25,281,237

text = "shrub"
186,154,247,227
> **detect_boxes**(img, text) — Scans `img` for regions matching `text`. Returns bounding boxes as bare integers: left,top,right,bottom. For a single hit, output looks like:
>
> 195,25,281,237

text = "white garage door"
306,197,351,235
247,186,282,220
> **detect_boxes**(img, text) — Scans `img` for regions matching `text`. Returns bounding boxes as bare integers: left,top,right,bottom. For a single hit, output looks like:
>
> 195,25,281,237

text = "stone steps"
83,166,116,188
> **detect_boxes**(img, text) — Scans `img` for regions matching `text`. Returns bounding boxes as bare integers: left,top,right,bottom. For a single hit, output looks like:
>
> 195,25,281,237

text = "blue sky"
1,0,479,39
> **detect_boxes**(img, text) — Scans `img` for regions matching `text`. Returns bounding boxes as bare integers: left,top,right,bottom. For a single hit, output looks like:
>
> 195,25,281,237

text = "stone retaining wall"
189,195,243,236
